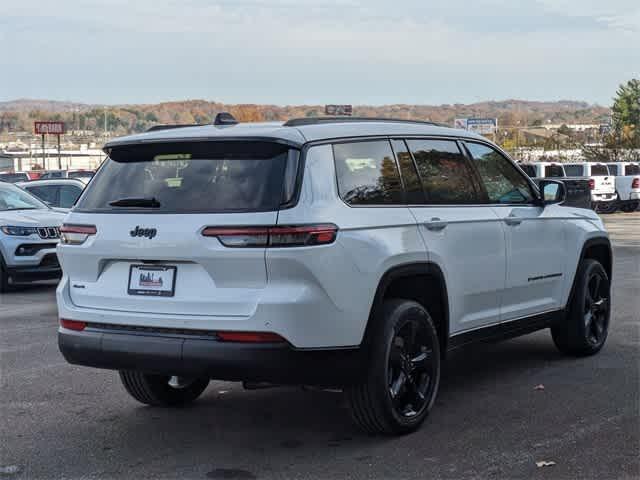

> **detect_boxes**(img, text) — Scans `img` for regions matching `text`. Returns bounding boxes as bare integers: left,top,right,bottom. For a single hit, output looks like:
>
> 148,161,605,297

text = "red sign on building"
34,121,66,135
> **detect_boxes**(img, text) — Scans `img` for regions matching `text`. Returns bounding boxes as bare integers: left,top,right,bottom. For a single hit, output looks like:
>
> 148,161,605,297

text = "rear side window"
465,142,533,204
544,165,564,177
77,141,296,213
333,140,403,205
591,165,609,176
407,139,480,204
564,165,584,176
625,164,640,175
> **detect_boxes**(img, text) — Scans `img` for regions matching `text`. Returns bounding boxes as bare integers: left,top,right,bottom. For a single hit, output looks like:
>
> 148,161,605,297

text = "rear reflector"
60,319,87,331
217,331,286,343
202,224,338,247
60,224,97,245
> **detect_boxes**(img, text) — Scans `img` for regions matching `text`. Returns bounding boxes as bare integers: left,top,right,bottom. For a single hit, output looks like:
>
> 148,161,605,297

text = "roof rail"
282,117,446,127
146,124,201,132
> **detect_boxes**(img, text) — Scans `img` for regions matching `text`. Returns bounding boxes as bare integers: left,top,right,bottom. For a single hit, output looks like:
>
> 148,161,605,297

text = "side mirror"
538,179,566,206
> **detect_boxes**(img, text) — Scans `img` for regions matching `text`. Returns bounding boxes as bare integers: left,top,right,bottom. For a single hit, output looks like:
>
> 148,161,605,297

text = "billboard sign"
453,118,468,129
466,118,497,134
34,121,66,135
325,104,353,116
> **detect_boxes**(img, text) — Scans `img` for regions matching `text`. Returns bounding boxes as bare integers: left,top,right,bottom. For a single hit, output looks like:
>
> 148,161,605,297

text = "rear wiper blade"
108,197,161,208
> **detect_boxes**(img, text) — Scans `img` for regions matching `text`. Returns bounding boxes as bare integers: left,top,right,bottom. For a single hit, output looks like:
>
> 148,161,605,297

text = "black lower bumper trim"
6,265,61,282
58,328,364,386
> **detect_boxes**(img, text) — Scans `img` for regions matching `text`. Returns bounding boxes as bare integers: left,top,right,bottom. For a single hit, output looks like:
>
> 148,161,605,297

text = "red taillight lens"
202,224,338,248
60,319,87,331
217,331,286,343
632,178,640,189
588,179,595,190
60,224,97,245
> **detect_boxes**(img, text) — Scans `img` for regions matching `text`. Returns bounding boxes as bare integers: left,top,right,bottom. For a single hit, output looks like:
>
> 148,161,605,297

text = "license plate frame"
128,264,177,297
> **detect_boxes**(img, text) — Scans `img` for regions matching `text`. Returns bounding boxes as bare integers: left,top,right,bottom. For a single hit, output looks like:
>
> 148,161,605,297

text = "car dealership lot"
1,214,638,480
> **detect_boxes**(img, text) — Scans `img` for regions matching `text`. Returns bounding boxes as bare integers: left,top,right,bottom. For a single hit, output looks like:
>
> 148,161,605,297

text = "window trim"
389,138,427,205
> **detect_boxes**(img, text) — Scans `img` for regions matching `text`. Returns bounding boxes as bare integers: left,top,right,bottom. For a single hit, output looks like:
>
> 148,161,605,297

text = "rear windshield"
544,165,564,177
68,171,94,179
606,165,619,175
76,141,298,213
591,164,609,176
625,164,640,175
564,165,584,176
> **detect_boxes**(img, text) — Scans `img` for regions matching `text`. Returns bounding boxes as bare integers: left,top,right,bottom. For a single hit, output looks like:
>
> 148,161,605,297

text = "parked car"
17,179,85,210
519,162,591,209
605,162,640,213
0,171,31,183
0,182,66,291
563,162,617,212
57,115,612,435
39,169,95,184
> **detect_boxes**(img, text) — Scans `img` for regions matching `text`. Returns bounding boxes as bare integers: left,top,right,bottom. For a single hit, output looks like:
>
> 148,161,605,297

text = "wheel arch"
566,236,612,308
361,262,450,358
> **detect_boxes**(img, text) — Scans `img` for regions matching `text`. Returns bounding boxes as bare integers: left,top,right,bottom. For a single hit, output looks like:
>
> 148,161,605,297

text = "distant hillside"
0,98,611,136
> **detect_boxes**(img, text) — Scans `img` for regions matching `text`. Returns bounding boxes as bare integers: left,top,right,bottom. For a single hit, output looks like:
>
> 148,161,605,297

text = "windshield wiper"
4,207,39,211
109,197,161,208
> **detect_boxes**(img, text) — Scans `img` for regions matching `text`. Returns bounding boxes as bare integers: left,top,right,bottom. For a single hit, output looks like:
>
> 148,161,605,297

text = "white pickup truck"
519,162,591,209
605,162,640,213
563,163,617,212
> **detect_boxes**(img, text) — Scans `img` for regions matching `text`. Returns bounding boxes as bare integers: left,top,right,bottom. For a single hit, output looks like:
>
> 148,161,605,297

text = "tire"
551,259,610,356
346,299,441,435
598,203,617,214
0,257,10,293
620,202,639,213
119,371,209,406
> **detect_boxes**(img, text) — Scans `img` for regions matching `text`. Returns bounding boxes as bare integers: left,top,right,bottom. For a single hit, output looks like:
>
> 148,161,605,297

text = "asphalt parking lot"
1,213,638,480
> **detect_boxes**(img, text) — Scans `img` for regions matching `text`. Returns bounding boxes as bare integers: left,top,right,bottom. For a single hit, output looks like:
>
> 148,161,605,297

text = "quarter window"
465,142,534,204
333,141,403,205
407,139,481,204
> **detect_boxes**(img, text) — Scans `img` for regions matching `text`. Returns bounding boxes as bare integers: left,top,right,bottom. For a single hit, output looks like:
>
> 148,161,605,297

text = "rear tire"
551,259,610,356
119,371,209,406
346,299,441,435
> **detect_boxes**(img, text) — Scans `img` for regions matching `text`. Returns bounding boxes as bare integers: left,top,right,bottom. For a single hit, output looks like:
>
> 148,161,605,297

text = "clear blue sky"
1,0,638,106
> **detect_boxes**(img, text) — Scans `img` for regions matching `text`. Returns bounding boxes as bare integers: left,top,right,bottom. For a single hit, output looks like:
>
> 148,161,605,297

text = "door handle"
424,217,448,231
505,213,522,226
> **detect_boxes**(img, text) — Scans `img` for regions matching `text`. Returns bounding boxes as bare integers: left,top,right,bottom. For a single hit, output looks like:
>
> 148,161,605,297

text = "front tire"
346,299,441,435
0,260,10,293
551,259,610,356
119,371,209,406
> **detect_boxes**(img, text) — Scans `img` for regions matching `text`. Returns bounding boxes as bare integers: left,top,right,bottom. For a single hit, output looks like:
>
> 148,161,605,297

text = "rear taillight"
60,319,87,331
202,224,338,248
632,178,640,189
588,179,595,190
216,331,286,343
59,224,97,245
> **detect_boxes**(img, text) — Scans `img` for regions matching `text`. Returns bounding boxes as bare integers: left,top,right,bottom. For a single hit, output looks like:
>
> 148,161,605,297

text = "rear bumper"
591,193,616,202
58,326,364,386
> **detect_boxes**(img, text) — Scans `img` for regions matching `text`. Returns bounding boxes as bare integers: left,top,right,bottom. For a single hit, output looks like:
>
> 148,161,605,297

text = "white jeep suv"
57,116,612,435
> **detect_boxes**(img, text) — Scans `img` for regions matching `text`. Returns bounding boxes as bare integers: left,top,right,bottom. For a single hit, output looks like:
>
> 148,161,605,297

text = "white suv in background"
57,116,612,435
1,182,65,291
